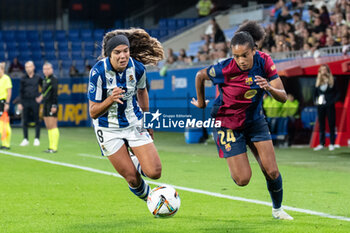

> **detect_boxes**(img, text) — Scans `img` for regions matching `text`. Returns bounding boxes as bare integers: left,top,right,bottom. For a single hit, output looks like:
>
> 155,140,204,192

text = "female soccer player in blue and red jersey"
192,21,293,220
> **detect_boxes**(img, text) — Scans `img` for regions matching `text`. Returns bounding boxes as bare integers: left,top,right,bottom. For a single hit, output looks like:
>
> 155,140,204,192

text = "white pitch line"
77,153,106,159
1,150,350,222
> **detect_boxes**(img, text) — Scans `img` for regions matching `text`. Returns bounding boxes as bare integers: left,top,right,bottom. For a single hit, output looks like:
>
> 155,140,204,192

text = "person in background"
39,62,59,153
313,64,338,151
8,57,25,78
18,61,42,147
0,62,12,150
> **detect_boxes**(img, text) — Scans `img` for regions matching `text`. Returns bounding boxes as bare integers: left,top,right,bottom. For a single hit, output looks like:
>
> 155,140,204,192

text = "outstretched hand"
191,98,209,108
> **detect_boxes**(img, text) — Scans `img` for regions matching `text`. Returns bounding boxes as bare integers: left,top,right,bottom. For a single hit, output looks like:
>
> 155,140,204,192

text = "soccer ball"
147,185,181,218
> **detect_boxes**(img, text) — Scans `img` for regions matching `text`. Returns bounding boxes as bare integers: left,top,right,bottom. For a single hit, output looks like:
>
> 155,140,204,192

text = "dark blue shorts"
213,118,271,158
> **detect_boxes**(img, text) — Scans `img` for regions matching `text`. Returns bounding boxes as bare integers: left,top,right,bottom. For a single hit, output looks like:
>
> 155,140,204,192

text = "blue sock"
266,174,283,209
129,178,150,201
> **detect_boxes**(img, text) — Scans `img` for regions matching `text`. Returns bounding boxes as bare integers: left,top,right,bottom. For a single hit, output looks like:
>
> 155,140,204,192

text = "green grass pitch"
1,127,350,233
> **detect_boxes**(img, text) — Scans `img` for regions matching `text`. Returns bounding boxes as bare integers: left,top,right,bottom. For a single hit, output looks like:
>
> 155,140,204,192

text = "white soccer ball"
147,185,181,218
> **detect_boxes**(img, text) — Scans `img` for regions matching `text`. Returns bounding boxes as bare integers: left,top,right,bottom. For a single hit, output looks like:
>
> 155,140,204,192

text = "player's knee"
266,169,280,180
146,165,162,179
125,174,140,187
232,176,250,186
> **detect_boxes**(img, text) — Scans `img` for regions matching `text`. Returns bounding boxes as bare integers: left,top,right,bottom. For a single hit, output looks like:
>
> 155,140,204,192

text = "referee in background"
19,61,42,146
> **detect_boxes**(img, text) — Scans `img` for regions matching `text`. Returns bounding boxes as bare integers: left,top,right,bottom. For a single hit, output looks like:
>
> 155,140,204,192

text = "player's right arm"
88,68,125,119
191,68,210,109
89,88,125,119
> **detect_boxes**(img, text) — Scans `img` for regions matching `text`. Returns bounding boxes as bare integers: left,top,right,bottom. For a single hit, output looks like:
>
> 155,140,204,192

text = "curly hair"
99,28,164,65
236,21,266,44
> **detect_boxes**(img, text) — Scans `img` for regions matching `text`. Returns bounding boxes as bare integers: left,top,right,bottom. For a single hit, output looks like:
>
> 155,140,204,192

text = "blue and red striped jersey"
207,51,279,130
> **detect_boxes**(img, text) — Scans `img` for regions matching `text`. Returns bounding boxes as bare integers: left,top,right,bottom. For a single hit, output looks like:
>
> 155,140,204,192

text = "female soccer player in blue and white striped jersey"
88,29,164,201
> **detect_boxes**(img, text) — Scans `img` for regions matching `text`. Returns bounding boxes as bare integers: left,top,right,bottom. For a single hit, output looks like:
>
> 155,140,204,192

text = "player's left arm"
255,55,287,103
255,76,287,103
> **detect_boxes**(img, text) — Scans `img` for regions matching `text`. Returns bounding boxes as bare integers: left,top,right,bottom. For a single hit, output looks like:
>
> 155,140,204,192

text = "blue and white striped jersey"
88,57,146,128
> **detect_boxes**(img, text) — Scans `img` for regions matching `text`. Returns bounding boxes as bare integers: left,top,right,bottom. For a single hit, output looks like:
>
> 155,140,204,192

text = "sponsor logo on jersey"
129,75,135,82
89,82,96,93
271,64,276,71
209,67,216,77
225,143,231,152
244,89,257,99
245,77,253,85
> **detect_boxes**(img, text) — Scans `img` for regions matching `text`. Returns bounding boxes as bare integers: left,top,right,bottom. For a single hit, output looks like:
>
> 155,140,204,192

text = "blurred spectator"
210,17,226,43
276,6,292,25
325,35,341,47
165,48,177,65
84,64,92,77
69,65,79,77
319,5,331,26
177,48,188,62
313,64,339,151
196,0,213,18
8,58,24,77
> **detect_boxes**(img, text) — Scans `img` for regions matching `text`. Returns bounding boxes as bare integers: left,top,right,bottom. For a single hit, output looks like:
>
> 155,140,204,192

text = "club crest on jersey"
245,77,253,85
129,75,135,82
225,144,231,152
209,67,216,77
244,89,257,99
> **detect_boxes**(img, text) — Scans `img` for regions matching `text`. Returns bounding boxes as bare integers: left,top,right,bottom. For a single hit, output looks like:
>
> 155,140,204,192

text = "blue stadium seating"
42,30,54,42
7,50,20,60
6,42,17,51
71,41,82,51
75,59,85,73
81,29,92,41
32,51,42,60
58,51,70,60
57,41,69,51
3,31,15,43
43,41,55,51
18,42,30,50
93,29,104,42
301,107,317,129
30,41,41,51
61,59,73,70
55,30,67,42
71,51,83,60
68,29,80,42
27,31,40,42
15,31,27,41
45,50,57,60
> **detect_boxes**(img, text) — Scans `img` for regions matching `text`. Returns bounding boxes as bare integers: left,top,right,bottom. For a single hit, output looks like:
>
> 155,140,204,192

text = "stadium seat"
43,41,55,51
30,41,41,51
32,51,42,60
176,19,186,28
18,51,32,63
167,19,177,30
15,31,27,42
42,30,54,42
71,41,82,51
0,51,5,60
27,30,40,42
3,31,16,42
0,31,3,41
7,50,20,60
93,29,104,42
86,58,97,67
301,107,318,129
81,29,92,41
55,30,67,42
68,29,80,42
158,19,167,29
185,18,196,26
72,51,83,60
57,41,69,52
58,51,70,60
18,42,30,50
6,42,17,51
45,50,57,60
74,59,85,73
